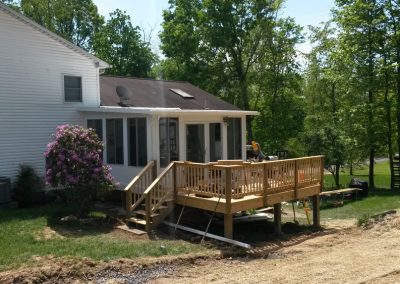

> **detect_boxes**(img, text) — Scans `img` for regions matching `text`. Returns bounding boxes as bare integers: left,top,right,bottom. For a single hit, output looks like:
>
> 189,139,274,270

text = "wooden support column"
224,167,233,238
125,189,132,214
274,203,282,234
224,213,233,239
312,194,320,228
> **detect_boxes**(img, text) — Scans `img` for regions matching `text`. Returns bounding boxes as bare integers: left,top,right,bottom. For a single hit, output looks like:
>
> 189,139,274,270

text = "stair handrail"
124,160,156,213
144,162,175,228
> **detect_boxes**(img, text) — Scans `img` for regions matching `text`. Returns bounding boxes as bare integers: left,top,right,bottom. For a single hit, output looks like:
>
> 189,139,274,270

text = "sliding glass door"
186,124,205,163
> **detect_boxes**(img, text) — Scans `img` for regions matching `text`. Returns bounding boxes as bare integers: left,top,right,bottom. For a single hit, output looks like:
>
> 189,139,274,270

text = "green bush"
357,214,371,227
13,164,42,208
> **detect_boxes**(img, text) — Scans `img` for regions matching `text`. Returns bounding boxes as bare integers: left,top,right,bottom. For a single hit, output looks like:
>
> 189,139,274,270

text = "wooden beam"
224,213,233,239
273,203,282,234
312,194,320,228
175,195,227,213
296,185,321,199
266,191,295,206
230,196,264,212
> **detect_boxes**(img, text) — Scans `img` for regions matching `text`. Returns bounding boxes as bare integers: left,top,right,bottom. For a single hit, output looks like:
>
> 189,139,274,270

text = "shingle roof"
100,76,242,111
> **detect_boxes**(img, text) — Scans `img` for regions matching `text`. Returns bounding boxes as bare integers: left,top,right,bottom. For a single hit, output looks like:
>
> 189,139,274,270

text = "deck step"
134,210,160,218
127,217,147,226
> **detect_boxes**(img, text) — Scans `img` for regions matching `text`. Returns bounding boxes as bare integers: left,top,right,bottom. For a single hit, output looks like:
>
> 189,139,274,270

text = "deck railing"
124,160,157,213
174,156,324,200
143,162,175,229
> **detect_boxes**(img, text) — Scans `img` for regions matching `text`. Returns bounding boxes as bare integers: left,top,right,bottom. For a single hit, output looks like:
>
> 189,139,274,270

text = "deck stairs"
123,160,176,231
126,198,174,230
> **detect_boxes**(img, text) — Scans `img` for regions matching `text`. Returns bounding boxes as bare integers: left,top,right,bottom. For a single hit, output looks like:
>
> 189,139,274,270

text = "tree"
45,125,116,217
18,0,104,51
333,0,387,190
252,17,305,153
93,9,156,77
160,0,286,140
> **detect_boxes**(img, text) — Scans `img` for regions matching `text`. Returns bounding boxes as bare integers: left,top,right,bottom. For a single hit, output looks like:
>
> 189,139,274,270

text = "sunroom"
79,76,258,185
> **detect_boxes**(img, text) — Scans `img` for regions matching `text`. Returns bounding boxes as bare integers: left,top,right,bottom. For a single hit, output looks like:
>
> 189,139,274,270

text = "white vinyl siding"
0,8,100,181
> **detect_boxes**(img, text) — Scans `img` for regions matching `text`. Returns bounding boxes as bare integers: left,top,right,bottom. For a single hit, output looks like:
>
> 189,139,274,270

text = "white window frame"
63,74,83,103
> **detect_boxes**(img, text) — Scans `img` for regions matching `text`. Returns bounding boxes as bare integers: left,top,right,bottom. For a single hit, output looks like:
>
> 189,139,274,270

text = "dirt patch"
153,212,400,284
0,254,219,284
2,212,400,283
34,227,65,241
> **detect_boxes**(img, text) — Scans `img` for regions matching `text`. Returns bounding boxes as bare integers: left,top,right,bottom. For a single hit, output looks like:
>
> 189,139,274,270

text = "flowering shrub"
45,124,116,216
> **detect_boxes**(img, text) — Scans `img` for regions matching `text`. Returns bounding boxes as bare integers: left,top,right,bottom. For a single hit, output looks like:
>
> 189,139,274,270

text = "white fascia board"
78,106,259,116
0,2,109,69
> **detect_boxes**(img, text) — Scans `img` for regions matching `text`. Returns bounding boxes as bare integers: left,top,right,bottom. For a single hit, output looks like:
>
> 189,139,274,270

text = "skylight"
170,88,194,99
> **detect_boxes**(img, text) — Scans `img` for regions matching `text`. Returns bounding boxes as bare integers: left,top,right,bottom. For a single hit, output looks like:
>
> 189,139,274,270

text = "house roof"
100,76,244,111
0,2,109,69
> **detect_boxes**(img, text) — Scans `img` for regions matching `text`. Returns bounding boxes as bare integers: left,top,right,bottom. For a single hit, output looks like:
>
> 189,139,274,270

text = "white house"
0,3,257,186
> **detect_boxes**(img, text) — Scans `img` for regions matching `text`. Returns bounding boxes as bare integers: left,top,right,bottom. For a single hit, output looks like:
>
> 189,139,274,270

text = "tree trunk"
369,148,375,190
384,54,394,189
335,163,340,189
237,65,252,141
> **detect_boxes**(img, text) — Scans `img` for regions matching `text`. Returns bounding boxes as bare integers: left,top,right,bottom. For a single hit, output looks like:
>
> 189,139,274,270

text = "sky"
92,0,335,55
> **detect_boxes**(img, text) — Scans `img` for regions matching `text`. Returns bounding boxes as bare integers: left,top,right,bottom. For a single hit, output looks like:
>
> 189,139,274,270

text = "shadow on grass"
0,203,116,237
162,207,323,248
369,188,400,196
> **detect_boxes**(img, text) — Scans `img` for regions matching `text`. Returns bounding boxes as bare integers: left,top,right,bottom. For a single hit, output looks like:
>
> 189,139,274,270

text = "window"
128,118,147,166
64,75,82,102
87,119,103,140
159,118,179,167
169,88,194,98
106,119,123,164
209,123,222,162
227,118,242,159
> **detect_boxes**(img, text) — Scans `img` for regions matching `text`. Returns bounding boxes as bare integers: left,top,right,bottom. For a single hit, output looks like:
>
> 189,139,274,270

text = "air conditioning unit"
0,177,11,204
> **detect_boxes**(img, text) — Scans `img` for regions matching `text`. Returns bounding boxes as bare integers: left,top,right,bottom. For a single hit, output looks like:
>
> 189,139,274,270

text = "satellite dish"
116,85,133,102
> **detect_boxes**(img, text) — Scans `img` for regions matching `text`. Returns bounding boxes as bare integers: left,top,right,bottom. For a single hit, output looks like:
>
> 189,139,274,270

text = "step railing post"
125,188,132,214
145,192,151,231
152,160,157,181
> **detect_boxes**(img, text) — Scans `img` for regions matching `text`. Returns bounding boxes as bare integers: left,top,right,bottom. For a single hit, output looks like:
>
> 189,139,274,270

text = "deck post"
125,189,132,214
312,194,320,228
152,160,158,180
224,213,233,239
145,193,151,231
273,203,282,234
173,163,177,201
224,167,233,238
263,163,268,206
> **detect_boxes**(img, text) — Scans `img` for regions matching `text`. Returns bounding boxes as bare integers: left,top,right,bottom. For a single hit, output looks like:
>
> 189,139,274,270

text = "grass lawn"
320,189,400,220
0,204,208,272
324,161,391,189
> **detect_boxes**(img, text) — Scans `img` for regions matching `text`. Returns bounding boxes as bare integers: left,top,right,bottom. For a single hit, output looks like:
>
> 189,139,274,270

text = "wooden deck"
124,156,324,239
